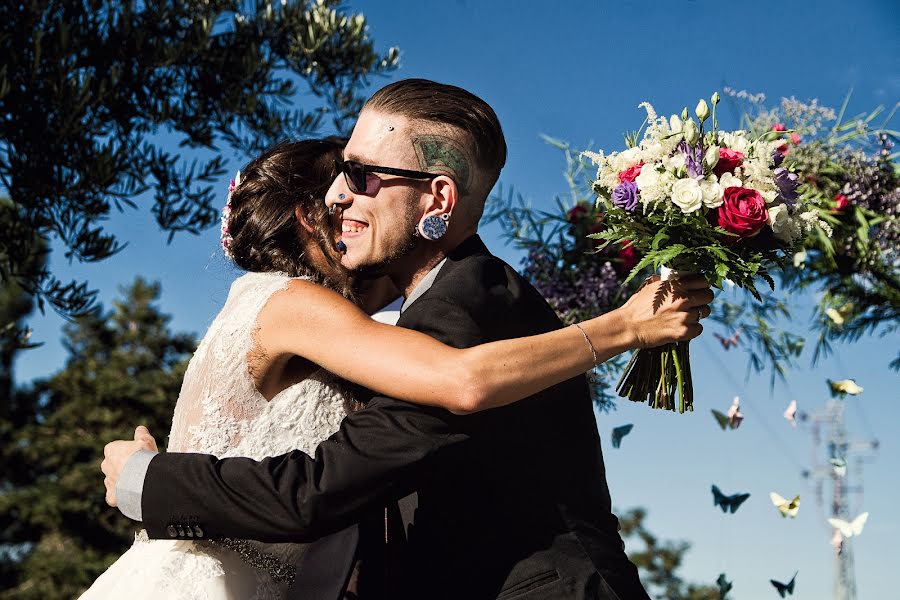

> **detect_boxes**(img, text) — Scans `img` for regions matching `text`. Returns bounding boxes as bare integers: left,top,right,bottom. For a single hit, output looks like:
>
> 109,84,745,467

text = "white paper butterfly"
827,512,869,538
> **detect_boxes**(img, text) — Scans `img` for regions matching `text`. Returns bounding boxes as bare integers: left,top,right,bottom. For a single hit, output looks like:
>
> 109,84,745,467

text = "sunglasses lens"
344,161,366,194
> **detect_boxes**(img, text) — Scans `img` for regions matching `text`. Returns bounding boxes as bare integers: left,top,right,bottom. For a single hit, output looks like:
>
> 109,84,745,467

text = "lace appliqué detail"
161,272,349,598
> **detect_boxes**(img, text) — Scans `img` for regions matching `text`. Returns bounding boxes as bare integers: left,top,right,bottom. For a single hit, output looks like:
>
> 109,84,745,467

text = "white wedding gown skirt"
79,272,351,599
81,534,267,600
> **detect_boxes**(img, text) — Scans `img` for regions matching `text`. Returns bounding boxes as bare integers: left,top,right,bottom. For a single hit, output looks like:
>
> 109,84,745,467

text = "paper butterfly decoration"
830,457,847,478
829,378,864,397
828,512,869,539
611,424,633,449
711,396,743,430
711,485,750,514
770,571,797,598
769,492,800,518
716,572,732,599
714,329,741,350
783,400,798,428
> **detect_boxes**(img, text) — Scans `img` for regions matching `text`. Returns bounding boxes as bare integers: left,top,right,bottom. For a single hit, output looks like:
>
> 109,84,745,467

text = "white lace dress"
80,272,351,600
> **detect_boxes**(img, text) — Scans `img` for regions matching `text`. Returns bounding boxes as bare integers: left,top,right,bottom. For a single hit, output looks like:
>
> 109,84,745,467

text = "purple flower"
678,140,705,179
774,167,799,205
773,150,786,167
612,181,639,211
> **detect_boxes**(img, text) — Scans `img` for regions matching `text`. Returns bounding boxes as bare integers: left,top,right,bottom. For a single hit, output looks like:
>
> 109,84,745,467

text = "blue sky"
13,0,900,597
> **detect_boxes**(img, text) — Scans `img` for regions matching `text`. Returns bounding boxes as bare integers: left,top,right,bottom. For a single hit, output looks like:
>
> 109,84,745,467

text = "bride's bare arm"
256,276,712,414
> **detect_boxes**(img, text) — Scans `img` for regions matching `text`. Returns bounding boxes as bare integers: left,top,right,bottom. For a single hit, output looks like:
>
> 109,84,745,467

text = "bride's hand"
101,426,158,507
618,274,714,349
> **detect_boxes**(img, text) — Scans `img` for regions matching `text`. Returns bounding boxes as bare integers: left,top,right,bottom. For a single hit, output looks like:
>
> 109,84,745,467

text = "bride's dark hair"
226,138,352,297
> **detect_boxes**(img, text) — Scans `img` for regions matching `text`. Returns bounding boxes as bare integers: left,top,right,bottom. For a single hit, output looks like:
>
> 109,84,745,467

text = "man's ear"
423,175,458,217
294,206,316,234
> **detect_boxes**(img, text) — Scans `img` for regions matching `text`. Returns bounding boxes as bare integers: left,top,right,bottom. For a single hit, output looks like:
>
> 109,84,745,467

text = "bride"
81,138,708,599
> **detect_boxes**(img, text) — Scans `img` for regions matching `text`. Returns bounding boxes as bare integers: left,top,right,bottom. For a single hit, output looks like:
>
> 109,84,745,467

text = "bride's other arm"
257,275,712,414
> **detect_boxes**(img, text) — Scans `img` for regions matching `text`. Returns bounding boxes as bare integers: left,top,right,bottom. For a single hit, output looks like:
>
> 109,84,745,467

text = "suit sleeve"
141,297,484,543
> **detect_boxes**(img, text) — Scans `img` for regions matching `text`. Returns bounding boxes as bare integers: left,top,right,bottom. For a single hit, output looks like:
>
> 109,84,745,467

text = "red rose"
713,148,744,177
832,193,849,212
617,162,644,183
717,187,768,239
772,123,786,132
567,204,588,223
776,143,789,154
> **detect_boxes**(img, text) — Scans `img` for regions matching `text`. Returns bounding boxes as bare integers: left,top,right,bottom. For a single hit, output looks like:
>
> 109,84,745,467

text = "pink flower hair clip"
221,171,241,259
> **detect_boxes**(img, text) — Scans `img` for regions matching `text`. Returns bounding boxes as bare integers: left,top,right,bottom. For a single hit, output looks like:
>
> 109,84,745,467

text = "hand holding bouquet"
585,93,827,412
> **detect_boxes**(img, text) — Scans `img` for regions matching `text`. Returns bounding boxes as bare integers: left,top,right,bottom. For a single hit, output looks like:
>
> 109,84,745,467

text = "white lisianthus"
767,204,791,240
664,153,686,171
695,99,710,121
683,119,701,145
704,146,720,169
669,115,683,136
719,131,750,153
699,176,723,208
761,189,779,204
671,178,703,213
718,172,743,189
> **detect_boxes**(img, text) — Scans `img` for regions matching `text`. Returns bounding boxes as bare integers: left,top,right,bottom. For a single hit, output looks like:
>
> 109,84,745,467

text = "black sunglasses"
335,159,439,195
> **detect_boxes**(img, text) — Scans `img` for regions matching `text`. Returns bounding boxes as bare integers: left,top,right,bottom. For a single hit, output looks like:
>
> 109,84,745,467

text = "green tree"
619,507,721,600
0,279,194,599
0,0,398,316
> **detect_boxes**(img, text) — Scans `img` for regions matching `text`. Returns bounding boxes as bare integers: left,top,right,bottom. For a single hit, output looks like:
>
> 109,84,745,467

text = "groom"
102,79,713,599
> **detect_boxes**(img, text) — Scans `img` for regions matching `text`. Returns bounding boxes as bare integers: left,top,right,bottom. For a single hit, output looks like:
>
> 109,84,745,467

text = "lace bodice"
162,271,349,598
167,271,348,458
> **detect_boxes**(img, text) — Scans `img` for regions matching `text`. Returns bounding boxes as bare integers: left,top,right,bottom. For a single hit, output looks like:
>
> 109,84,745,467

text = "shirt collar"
400,258,448,313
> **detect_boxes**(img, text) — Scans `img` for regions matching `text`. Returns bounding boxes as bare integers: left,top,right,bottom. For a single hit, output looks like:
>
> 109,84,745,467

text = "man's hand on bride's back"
101,425,158,507
618,274,714,349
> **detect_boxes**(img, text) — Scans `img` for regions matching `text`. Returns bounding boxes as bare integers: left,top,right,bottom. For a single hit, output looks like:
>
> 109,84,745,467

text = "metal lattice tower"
803,399,878,600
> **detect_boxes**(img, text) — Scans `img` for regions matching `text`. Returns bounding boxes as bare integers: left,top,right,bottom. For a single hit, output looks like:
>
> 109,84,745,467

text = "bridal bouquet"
585,93,826,412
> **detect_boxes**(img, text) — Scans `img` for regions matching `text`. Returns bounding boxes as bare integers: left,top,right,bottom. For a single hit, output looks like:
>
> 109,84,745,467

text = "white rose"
699,176,723,208
671,178,703,213
635,166,660,192
768,204,790,234
718,172,743,189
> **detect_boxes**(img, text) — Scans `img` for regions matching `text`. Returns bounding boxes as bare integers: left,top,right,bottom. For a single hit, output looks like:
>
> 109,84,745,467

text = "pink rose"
717,187,768,239
832,193,849,213
772,123,786,132
617,162,644,183
790,132,802,145
713,148,744,177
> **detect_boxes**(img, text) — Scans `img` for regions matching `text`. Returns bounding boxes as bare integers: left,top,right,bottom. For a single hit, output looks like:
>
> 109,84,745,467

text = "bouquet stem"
616,266,695,413
616,341,693,412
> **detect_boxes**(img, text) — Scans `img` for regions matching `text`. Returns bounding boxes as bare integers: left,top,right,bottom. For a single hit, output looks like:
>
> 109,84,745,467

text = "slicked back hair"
364,79,507,203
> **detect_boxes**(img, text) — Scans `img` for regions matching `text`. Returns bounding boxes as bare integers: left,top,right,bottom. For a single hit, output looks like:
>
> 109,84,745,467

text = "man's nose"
325,177,353,213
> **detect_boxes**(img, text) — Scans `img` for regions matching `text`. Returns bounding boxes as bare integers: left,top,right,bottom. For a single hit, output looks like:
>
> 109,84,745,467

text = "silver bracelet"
573,323,598,367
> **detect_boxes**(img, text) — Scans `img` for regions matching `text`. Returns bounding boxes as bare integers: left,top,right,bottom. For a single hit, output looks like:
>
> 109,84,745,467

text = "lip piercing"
336,241,347,252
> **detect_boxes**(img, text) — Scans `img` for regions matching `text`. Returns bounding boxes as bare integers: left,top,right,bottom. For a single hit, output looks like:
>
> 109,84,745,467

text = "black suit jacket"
142,236,649,600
